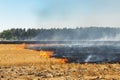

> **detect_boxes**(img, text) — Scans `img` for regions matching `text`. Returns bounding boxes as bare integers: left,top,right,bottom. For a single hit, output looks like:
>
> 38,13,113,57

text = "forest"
0,27,120,40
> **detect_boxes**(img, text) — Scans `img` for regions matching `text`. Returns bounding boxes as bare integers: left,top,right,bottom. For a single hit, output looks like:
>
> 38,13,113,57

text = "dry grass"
0,44,120,80
0,44,66,66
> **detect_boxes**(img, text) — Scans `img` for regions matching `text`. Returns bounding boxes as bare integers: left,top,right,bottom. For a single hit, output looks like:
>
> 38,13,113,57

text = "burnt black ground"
24,41,120,63
1,40,120,63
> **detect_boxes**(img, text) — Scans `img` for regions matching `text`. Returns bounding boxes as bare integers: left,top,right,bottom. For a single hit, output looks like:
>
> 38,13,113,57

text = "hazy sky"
0,0,120,31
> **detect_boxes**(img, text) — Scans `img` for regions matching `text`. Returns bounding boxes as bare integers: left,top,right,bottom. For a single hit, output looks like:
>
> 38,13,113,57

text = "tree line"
0,28,41,40
0,27,120,40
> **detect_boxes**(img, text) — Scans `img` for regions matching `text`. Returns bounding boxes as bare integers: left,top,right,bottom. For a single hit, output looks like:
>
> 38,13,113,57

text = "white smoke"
85,55,92,62
95,34,120,41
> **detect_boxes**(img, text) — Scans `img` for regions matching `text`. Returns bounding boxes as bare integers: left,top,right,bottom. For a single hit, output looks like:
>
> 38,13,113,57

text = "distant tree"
0,27,120,40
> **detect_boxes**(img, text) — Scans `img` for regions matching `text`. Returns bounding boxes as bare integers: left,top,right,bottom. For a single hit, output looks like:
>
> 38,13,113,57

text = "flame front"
19,44,68,64
40,50,54,58
39,50,68,63
57,58,68,64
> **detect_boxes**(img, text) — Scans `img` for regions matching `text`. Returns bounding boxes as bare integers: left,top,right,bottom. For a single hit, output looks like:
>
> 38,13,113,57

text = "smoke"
31,27,120,42
85,55,92,62
26,28,120,64
96,34,120,41
25,43,120,63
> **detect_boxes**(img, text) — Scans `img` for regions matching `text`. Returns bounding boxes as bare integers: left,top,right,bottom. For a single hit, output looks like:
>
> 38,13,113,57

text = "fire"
57,58,68,64
40,50,54,58
18,43,68,64
39,50,68,63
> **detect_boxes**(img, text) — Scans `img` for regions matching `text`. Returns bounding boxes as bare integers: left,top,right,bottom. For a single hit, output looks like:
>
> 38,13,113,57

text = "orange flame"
39,50,68,63
40,50,54,58
18,43,68,64
57,58,68,64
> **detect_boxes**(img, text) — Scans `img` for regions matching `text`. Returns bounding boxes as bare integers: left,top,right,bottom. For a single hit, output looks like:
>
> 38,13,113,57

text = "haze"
0,0,120,32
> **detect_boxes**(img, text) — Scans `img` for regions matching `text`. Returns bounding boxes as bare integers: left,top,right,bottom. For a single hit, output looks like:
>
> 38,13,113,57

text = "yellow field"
0,44,66,66
0,44,120,80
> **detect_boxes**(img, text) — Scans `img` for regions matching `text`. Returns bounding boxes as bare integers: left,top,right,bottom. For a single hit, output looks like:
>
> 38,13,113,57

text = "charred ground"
0,44,120,80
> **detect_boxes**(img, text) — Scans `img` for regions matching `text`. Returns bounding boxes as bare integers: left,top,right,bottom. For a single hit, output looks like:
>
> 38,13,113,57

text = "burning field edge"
0,44,120,80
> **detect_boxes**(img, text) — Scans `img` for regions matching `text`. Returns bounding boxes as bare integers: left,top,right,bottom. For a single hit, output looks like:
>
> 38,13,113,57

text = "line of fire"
1,40,120,63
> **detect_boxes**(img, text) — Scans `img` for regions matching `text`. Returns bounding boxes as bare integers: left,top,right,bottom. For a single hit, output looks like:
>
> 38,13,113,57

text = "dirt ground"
0,44,120,80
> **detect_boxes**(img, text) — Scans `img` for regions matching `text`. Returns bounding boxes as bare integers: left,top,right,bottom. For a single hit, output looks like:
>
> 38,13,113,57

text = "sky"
0,0,120,31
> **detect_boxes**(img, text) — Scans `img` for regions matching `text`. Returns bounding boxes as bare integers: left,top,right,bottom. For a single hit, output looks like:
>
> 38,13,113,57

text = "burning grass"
0,44,120,80
0,44,68,66
40,50,54,58
39,50,68,63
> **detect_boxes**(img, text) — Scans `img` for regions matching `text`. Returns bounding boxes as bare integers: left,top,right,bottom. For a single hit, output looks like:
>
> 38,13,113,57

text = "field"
0,44,120,80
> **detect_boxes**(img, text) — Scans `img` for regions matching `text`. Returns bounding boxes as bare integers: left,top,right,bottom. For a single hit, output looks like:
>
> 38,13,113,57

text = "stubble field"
0,44,120,80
